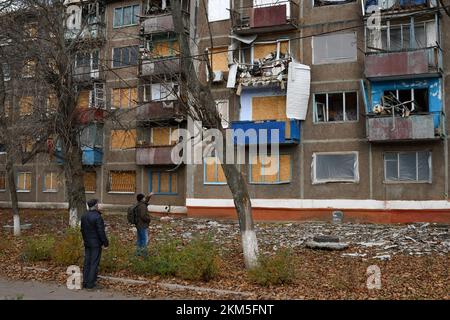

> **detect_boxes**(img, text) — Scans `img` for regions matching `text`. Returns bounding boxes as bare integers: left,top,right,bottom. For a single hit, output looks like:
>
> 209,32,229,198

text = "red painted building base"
187,207,450,224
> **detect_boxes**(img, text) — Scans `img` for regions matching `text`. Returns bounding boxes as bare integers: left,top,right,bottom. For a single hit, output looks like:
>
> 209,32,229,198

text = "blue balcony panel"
56,147,103,166
231,119,300,145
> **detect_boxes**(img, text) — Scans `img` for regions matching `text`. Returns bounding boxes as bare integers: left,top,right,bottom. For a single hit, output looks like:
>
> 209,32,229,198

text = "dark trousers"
83,246,102,289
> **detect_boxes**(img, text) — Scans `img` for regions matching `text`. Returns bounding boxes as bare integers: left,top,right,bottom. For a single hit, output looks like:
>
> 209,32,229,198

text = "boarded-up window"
19,96,33,116
151,127,178,146
84,171,97,193
109,171,135,193
252,96,287,121
43,172,58,192
47,93,58,112
111,129,137,150
312,152,359,183
0,171,6,190
204,156,226,184
17,172,31,192
112,87,138,108
76,91,90,110
208,47,229,72
150,171,177,194
250,154,291,184
207,0,230,22
384,151,431,182
151,40,179,57
313,32,357,65
252,40,289,61
22,59,36,78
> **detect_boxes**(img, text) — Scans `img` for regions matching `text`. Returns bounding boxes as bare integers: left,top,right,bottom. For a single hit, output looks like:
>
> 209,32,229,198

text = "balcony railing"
141,58,180,76
56,147,103,166
231,119,300,145
136,145,175,165
364,0,429,14
74,66,102,83
141,11,189,34
366,113,443,142
365,47,442,79
136,101,183,121
75,108,105,124
231,0,299,35
65,23,105,41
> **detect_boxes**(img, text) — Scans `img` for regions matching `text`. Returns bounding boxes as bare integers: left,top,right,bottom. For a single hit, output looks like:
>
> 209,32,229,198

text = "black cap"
87,199,98,209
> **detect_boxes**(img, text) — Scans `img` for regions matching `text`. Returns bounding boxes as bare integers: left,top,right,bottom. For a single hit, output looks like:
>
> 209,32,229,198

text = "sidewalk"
0,277,143,300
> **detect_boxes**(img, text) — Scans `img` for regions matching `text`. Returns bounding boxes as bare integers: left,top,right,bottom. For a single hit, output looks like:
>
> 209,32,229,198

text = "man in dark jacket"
135,193,152,257
80,199,109,290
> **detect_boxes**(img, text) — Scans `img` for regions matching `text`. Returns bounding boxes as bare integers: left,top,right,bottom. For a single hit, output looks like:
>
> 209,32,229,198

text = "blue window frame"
149,170,177,195
113,5,140,28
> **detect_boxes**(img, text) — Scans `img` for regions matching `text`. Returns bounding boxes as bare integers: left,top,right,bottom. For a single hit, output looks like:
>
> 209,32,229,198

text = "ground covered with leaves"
0,209,448,299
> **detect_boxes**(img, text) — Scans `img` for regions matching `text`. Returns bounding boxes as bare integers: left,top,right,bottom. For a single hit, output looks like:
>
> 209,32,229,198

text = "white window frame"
43,172,58,193
312,151,359,184
383,151,432,183
313,91,359,123
150,82,179,101
17,172,32,193
250,39,290,64
207,0,230,22
312,32,357,65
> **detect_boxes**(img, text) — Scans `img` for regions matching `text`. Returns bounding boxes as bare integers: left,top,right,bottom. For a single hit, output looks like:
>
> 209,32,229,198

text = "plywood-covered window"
252,96,287,121
150,171,177,194
204,156,226,184
76,90,90,110
150,40,179,58
17,172,31,192
112,87,138,109
43,172,58,192
250,154,291,184
150,127,178,146
208,47,229,73
19,96,33,116
110,129,137,150
252,40,289,62
84,171,97,193
108,171,136,193
22,59,36,78
0,171,6,190
47,93,58,112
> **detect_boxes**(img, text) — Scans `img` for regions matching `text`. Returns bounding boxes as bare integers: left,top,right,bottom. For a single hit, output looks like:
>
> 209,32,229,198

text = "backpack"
127,203,139,225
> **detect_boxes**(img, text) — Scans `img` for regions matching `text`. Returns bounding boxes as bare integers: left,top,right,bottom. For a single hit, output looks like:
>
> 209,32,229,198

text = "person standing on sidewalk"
134,193,153,257
80,199,109,290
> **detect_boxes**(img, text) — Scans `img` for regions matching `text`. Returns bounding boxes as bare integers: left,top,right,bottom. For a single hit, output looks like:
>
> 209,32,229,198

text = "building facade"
1,0,449,223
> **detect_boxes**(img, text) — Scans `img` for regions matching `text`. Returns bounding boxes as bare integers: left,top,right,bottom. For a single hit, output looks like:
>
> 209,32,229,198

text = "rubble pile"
237,53,290,88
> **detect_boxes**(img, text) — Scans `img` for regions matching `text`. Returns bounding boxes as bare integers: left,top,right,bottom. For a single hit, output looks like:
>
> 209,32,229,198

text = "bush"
0,236,12,256
52,228,83,266
21,235,55,262
100,236,131,272
248,248,297,286
177,235,220,281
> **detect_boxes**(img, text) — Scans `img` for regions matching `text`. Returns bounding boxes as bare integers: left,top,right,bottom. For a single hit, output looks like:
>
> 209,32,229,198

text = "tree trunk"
62,137,86,227
6,153,20,236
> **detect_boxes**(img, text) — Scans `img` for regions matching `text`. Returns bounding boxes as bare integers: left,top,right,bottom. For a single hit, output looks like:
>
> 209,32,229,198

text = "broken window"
314,91,358,122
251,40,289,62
150,171,177,194
207,0,230,22
215,100,229,128
150,126,178,146
43,172,58,192
112,46,138,68
312,152,359,183
204,156,226,184
250,154,291,184
382,88,428,113
0,171,5,191
150,82,179,101
84,171,97,193
17,172,32,192
313,0,355,7
108,171,136,193
80,124,103,148
112,87,138,109
110,129,137,150
384,151,431,182
113,5,140,27
313,32,357,64
91,83,105,108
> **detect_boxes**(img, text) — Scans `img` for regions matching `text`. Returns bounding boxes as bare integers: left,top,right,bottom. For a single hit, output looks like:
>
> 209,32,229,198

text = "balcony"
142,13,174,34
56,147,103,166
231,119,300,145
231,1,299,35
65,23,105,42
136,101,183,121
75,108,105,124
365,47,442,80
141,58,180,76
74,66,102,83
366,113,442,142
136,145,175,165
364,0,429,14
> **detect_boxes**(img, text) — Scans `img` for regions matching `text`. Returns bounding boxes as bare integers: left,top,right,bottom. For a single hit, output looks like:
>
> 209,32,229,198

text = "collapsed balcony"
231,0,299,35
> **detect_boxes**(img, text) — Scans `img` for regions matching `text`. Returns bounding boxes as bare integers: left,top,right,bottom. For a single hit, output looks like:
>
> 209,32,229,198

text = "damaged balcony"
136,101,183,121
231,119,300,145
365,47,442,80
363,0,431,14
136,146,176,165
141,58,180,76
231,0,299,35
366,113,443,142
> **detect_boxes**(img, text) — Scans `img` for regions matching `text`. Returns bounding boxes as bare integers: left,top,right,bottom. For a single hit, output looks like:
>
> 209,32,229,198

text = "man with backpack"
128,193,153,257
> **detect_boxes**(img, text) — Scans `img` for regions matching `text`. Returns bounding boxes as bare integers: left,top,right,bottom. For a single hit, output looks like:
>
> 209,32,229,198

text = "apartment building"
0,0,449,222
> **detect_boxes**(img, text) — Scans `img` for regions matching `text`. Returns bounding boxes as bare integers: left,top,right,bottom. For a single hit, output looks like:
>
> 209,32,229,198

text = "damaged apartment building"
0,0,449,222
